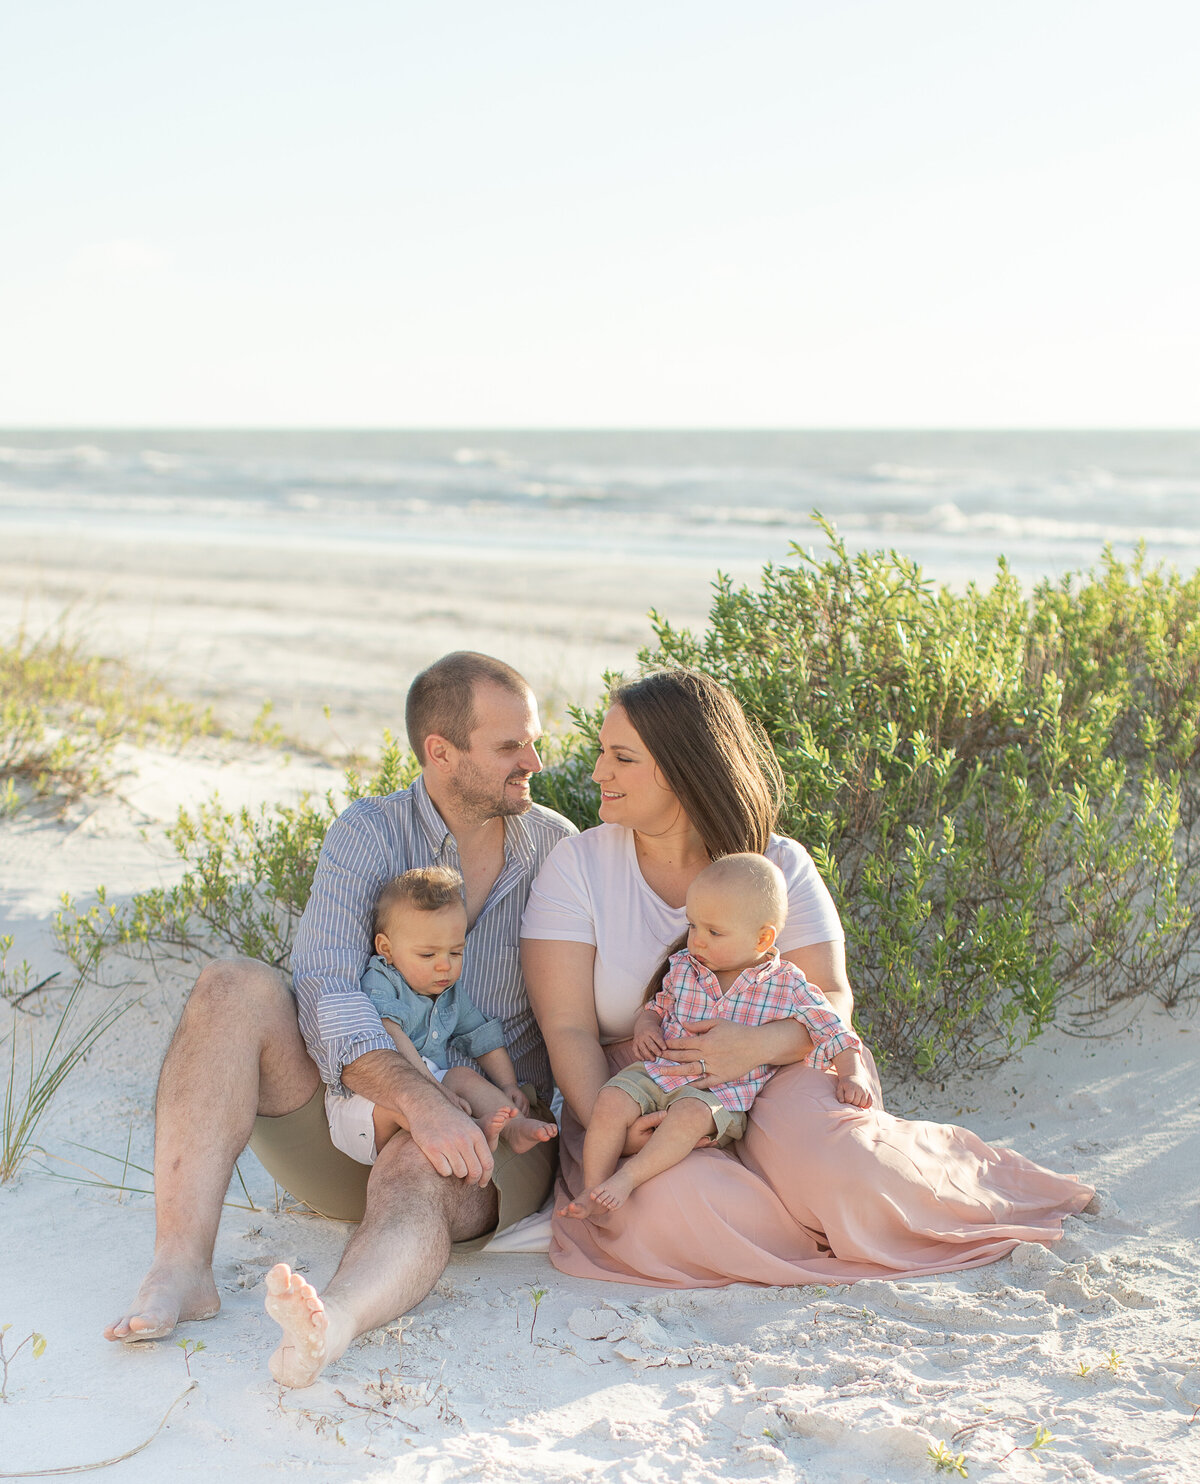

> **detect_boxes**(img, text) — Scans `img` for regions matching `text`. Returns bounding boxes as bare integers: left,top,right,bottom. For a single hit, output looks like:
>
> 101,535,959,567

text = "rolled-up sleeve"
449,998,508,1060
291,804,397,1092
792,986,863,1069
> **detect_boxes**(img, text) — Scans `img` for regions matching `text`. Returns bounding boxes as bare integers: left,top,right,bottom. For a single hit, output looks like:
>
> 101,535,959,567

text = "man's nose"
523,741,543,775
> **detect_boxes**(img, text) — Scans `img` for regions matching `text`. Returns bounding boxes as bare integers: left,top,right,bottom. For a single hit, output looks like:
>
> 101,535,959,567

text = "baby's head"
373,866,468,998
684,853,788,976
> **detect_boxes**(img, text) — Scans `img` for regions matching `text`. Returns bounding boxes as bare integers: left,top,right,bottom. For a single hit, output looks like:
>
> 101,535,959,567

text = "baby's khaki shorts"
605,1062,747,1146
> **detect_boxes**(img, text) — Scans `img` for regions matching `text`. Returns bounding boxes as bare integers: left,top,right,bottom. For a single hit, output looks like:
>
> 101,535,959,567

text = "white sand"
2,552,1199,1483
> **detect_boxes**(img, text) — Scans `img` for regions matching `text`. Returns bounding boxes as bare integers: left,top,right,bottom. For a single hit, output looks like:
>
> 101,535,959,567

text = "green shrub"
617,521,1196,1075
57,734,421,974
54,523,1200,1077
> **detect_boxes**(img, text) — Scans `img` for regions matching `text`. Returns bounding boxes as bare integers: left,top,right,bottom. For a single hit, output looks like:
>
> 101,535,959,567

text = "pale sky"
1,1,1197,427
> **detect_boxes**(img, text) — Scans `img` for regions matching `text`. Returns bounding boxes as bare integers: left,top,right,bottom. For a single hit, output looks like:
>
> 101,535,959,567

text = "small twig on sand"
334,1389,418,1431
0,1380,196,1477
10,974,61,1008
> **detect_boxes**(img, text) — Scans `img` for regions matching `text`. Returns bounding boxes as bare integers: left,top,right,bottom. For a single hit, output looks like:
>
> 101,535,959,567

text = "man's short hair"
373,866,465,939
405,651,531,763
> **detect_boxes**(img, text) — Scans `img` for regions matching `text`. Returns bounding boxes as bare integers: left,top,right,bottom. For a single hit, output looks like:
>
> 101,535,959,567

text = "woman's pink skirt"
550,1041,1094,1288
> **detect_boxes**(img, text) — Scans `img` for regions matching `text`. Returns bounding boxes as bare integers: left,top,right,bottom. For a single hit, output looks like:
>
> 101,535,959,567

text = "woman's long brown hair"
611,668,784,1004
610,668,783,859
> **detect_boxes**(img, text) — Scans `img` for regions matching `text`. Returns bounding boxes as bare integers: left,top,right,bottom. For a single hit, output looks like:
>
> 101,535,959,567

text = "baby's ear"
374,932,391,959
758,924,778,952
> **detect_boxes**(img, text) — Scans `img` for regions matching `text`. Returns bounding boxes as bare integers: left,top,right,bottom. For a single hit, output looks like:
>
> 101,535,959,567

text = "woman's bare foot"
478,1106,518,1151
104,1258,220,1343
559,1169,633,1221
498,1115,558,1155
265,1264,331,1388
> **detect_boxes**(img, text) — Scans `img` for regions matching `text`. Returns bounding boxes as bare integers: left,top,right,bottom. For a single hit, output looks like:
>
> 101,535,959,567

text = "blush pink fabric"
549,1041,1094,1288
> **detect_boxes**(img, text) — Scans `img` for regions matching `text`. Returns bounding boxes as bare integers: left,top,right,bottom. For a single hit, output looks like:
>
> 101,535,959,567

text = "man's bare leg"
105,959,320,1342
265,1129,497,1387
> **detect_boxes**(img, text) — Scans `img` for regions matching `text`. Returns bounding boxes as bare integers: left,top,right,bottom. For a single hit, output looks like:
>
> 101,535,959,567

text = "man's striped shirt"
291,774,575,1100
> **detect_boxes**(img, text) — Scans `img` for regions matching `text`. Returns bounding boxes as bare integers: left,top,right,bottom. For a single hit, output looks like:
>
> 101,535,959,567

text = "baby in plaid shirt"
560,852,872,1222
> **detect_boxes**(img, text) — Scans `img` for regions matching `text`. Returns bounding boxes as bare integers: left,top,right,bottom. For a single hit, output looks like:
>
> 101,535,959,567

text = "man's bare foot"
104,1258,220,1343
265,1264,330,1388
498,1114,558,1155
558,1169,633,1221
478,1106,518,1151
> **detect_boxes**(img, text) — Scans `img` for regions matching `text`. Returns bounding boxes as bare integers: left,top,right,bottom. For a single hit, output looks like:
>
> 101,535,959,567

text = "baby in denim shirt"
325,866,557,1166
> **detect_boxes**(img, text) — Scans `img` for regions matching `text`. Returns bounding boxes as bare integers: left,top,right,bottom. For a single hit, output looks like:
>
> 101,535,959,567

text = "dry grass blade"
0,1380,196,1477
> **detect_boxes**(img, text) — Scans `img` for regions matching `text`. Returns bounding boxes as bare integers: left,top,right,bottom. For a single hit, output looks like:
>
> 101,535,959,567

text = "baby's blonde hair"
640,852,788,1002
691,852,788,932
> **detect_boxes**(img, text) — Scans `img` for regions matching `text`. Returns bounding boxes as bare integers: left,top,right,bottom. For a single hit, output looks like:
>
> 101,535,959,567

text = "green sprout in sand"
0,1325,46,1402
522,1288,545,1347
928,1439,968,1476
177,1337,206,1377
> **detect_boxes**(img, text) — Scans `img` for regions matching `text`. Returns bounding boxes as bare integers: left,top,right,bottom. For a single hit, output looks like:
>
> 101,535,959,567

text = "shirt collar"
683,947,780,991
411,773,452,854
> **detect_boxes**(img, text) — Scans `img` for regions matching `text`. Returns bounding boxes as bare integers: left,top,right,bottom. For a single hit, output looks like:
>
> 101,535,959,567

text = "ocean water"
3,428,1199,587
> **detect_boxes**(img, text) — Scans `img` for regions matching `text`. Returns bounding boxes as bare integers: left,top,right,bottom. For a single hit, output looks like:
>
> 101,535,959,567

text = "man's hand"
404,1084,495,1187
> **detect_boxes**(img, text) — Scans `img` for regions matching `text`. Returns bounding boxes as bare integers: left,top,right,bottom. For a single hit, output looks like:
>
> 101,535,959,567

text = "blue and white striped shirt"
291,775,576,1100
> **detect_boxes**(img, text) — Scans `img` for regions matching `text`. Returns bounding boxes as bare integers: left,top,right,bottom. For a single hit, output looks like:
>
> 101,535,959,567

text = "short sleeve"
766,836,845,952
520,835,597,945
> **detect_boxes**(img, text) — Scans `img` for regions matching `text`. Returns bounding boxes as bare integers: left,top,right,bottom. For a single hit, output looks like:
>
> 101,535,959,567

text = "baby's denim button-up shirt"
360,956,507,1067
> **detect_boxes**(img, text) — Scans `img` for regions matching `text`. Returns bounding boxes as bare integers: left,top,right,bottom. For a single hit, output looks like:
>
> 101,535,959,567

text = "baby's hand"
631,1013,666,1062
835,1069,874,1109
502,1084,530,1116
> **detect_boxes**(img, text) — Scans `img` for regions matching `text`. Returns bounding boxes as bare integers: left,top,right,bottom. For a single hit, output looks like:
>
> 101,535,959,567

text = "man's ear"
423,733,456,773
758,924,778,953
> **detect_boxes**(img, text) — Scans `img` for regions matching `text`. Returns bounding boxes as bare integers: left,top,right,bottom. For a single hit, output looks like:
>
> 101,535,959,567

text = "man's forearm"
341,1047,453,1117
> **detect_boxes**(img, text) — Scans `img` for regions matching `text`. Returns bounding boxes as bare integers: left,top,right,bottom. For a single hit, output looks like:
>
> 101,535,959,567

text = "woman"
521,669,1092,1288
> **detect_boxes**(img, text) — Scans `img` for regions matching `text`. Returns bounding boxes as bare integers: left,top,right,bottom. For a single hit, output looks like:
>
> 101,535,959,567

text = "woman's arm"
785,938,854,1024
664,939,855,1088
521,938,611,1128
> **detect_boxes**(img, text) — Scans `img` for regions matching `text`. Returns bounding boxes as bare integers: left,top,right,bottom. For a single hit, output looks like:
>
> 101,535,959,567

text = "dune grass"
1,959,132,1183
0,621,222,812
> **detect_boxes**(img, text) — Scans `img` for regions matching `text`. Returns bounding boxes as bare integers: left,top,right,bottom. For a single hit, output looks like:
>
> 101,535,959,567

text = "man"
104,653,575,1388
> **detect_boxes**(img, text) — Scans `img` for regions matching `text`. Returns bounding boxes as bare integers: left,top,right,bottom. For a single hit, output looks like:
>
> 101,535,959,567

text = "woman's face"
592,705,682,833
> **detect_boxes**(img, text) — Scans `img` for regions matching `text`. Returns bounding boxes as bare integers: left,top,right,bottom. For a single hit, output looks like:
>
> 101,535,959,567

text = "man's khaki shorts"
248,1083,557,1252
605,1063,748,1145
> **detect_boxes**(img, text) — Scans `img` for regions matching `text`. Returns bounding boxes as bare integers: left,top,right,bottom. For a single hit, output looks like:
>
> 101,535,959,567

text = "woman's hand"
665,1015,815,1088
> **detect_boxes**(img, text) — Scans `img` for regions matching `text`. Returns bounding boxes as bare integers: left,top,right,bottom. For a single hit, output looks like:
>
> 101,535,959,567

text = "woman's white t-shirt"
520,824,845,1043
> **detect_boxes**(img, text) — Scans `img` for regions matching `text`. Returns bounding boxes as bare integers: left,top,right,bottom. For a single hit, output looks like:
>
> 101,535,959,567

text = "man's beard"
446,759,534,820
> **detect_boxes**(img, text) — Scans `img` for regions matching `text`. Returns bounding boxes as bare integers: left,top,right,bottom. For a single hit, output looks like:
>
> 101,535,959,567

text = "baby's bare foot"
479,1106,518,1151
499,1115,558,1155
104,1258,220,1343
265,1264,329,1388
559,1171,632,1221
